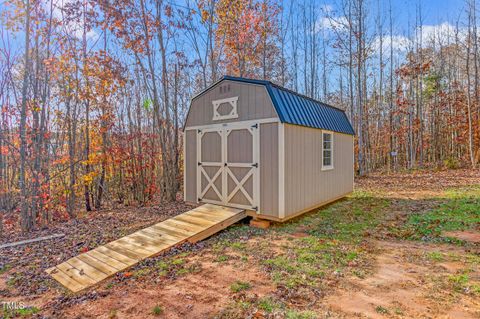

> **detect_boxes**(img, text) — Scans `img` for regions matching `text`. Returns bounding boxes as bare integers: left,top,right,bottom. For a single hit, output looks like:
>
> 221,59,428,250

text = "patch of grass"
375,305,389,314
285,309,317,319
429,271,480,296
176,268,190,276
17,307,40,317
352,269,367,279
448,273,470,292
152,304,163,316
393,307,404,315
472,284,480,294
230,280,251,293
257,297,281,313
280,191,389,243
6,273,21,287
427,251,444,262
237,301,252,310
171,258,185,266
404,186,480,242
155,261,169,271
133,268,152,278
262,235,365,288
216,255,230,262
1,306,40,318
153,255,200,277
229,241,247,251
0,264,11,274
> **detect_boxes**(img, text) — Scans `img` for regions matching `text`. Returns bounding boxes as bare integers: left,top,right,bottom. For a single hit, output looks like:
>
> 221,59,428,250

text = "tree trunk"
20,0,32,232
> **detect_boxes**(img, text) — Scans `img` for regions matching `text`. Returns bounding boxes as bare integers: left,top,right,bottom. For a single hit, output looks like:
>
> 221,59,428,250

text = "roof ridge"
268,82,347,114
223,75,347,114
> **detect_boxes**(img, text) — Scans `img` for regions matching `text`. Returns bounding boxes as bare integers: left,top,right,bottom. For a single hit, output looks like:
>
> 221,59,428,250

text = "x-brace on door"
196,123,259,211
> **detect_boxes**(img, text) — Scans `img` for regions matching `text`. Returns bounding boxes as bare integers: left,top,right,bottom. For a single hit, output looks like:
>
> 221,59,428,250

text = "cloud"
419,22,464,45
316,16,349,32
371,34,412,54
371,22,468,56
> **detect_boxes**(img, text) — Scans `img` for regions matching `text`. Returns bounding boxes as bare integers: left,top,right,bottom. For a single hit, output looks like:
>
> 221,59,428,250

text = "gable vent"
219,84,231,94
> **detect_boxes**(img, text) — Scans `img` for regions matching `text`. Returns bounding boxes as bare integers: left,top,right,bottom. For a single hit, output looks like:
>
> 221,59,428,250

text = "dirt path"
324,240,479,318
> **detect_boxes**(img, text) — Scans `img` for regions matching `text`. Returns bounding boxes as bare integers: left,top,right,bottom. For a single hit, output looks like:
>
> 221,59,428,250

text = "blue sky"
393,0,466,30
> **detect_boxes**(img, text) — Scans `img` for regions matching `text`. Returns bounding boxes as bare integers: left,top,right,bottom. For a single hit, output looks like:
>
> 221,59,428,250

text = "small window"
322,132,333,170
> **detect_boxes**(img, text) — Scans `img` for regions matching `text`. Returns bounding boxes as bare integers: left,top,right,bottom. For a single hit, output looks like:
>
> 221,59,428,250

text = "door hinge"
252,163,258,168
251,123,258,129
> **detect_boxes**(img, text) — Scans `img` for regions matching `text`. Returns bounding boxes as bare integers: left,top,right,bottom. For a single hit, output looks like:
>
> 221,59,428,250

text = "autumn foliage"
0,0,479,232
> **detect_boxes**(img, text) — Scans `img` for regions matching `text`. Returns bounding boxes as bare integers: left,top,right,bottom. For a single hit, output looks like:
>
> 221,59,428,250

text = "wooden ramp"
46,204,246,292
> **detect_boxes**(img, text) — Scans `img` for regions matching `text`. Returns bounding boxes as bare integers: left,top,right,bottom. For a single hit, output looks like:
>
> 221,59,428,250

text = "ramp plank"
183,211,225,222
76,253,119,275
47,267,85,292
86,250,130,271
47,204,245,292
95,246,138,265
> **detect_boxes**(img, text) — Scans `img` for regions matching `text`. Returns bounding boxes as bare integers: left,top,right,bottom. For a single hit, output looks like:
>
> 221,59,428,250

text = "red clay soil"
59,258,274,319
323,240,480,318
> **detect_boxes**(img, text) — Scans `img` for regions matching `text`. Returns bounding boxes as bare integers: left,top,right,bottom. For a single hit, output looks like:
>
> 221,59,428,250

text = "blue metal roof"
220,76,355,135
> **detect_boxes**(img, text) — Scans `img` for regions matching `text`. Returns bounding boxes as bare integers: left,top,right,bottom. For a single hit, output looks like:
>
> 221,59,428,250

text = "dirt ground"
1,169,479,318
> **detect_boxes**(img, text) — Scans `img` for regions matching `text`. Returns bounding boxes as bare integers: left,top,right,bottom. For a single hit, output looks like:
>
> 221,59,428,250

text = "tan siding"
283,124,354,217
185,80,277,127
259,122,279,217
227,129,253,163
201,131,222,162
185,130,197,203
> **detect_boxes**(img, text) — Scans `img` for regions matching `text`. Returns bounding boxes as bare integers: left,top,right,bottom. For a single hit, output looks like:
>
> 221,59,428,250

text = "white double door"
196,123,259,211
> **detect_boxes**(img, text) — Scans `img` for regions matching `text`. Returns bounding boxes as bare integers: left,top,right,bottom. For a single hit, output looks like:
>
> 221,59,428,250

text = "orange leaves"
200,9,209,23
0,146,8,156
215,0,281,77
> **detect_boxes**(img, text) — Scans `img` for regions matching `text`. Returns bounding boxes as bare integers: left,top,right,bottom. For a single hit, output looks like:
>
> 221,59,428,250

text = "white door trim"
196,128,224,206
278,123,285,218
185,117,278,131
196,122,260,212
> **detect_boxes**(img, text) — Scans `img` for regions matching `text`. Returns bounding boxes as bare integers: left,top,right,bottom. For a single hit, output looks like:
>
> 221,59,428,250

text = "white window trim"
321,131,334,171
212,96,239,121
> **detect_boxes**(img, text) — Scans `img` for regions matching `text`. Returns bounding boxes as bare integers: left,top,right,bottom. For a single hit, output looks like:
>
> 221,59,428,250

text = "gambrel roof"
196,76,355,135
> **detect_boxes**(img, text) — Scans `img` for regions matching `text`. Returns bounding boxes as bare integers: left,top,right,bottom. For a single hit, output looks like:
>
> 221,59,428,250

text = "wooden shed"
183,76,355,222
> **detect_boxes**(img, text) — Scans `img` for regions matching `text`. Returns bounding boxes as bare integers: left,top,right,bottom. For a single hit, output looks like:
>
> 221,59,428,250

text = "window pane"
323,157,331,166
322,133,333,168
